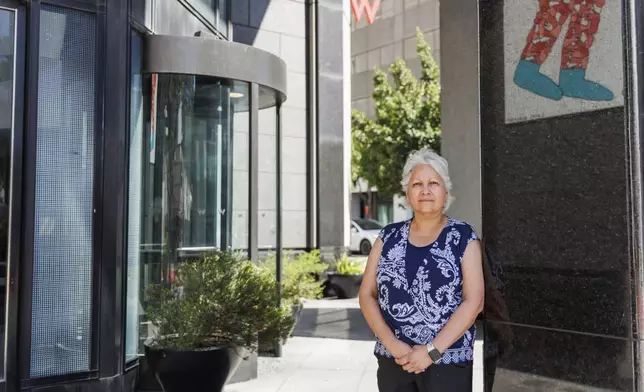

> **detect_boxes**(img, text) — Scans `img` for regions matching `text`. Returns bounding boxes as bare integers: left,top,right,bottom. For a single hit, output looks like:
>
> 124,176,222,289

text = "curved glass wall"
258,89,278,252
125,63,282,358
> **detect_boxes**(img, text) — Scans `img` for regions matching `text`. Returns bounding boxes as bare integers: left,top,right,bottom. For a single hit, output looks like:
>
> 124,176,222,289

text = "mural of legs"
558,0,614,100
514,0,571,100
514,0,614,101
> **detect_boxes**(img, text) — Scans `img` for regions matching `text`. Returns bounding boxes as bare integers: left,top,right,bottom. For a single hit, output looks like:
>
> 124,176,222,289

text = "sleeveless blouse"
374,217,479,364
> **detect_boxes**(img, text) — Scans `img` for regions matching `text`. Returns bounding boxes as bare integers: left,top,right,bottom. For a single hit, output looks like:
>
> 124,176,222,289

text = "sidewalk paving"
225,298,622,392
225,298,377,392
224,337,377,392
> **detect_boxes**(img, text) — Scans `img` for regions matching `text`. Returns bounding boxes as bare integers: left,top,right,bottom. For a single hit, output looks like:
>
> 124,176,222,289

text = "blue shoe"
559,69,614,101
513,60,563,101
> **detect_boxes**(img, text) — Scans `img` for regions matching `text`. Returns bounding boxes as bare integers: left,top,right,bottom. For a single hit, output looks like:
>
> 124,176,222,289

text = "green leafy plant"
335,256,364,276
352,28,441,200
144,251,295,351
260,250,328,307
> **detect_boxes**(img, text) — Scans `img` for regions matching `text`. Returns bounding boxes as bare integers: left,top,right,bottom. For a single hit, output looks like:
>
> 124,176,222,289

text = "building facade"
350,0,439,224
0,0,351,391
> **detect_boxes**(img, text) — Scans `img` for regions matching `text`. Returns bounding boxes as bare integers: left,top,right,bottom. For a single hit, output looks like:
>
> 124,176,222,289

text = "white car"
350,219,384,255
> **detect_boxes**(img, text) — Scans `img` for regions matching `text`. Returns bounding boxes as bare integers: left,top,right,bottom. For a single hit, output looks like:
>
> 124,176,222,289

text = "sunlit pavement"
224,336,378,392
224,298,378,392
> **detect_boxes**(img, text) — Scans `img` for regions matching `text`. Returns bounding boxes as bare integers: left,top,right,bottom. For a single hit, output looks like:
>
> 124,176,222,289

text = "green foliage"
259,250,328,306
145,251,295,351
352,28,441,199
335,256,364,276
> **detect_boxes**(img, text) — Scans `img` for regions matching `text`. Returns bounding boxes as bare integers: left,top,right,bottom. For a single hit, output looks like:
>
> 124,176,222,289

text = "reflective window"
130,0,153,30
30,5,96,377
125,30,144,362
217,0,228,35
0,6,16,381
258,88,278,251
186,0,228,36
127,74,250,354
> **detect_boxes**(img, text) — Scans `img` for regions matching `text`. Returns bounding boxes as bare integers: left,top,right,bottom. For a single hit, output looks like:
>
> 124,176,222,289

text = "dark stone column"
477,0,633,390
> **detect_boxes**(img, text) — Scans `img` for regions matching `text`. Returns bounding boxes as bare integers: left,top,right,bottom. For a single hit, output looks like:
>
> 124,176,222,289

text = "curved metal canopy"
144,35,288,104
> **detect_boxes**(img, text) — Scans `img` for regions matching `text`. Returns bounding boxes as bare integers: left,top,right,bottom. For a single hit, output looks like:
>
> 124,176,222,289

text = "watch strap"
427,342,443,362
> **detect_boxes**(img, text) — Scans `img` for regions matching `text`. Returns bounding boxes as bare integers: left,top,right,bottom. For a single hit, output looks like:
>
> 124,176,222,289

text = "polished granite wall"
478,1,634,390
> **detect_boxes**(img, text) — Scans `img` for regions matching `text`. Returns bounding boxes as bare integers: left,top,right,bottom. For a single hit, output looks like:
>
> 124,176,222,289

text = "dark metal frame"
99,0,129,380
222,84,234,250
624,0,644,389
249,83,260,263
305,0,318,251
17,0,40,383
177,0,229,39
1,1,26,392
122,27,146,371
17,0,39,385
16,0,129,390
274,103,283,357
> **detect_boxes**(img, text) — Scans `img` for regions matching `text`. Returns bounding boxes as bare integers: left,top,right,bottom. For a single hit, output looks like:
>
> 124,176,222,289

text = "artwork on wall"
504,0,623,124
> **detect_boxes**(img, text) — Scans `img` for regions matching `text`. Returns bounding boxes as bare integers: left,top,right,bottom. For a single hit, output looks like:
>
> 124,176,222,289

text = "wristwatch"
427,342,443,362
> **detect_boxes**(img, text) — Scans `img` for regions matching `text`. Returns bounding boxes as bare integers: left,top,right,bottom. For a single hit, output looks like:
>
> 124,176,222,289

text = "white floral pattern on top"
374,217,479,364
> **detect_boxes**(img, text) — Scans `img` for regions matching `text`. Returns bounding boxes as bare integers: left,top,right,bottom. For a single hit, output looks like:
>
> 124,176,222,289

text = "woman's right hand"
388,339,413,361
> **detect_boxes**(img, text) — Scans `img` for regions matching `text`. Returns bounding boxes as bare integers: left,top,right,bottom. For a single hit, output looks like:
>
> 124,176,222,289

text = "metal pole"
249,83,259,263
305,0,318,251
275,103,283,358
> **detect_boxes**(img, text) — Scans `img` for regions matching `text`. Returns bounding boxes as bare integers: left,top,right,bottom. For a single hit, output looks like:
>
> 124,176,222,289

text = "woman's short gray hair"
400,148,455,212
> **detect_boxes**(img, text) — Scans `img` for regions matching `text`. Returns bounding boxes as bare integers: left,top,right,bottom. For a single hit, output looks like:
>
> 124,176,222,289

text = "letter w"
351,0,381,25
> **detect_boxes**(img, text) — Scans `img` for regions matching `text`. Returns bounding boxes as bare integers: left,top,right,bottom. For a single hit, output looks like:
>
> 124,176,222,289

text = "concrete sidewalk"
224,337,378,392
225,298,620,392
225,298,378,392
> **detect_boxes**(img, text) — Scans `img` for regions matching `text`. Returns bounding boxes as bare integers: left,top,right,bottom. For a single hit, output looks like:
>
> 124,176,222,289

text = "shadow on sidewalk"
292,307,375,341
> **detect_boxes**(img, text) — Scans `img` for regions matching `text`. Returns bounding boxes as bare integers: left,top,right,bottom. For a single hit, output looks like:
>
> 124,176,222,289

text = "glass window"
126,73,249,355
125,30,144,362
30,5,96,377
354,219,384,231
232,91,249,252
258,88,278,251
0,6,16,381
130,0,153,30
186,0,228,37
217,0,228,35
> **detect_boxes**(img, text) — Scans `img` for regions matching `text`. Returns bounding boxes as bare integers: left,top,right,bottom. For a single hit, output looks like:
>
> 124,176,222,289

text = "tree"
352,28,441,201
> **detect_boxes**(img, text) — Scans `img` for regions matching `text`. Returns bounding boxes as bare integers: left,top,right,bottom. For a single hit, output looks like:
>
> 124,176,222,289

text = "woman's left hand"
395,345,433,374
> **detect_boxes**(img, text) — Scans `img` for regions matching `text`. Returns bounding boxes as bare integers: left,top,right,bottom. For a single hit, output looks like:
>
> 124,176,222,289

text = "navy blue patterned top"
374,217,479,364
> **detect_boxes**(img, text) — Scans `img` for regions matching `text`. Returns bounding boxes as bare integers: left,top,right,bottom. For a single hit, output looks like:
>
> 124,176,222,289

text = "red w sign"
350,0,381,25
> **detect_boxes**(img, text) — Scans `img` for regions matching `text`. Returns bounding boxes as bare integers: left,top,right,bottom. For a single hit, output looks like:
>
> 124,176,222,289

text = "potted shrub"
258,250,327,351
326,256,364,299
143,251,295,392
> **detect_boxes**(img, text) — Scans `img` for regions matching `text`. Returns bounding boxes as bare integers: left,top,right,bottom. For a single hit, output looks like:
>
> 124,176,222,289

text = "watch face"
429,349,442,362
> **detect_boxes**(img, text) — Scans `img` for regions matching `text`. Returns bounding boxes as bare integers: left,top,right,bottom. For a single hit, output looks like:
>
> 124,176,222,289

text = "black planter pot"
144,345,245,392
326,273,363,299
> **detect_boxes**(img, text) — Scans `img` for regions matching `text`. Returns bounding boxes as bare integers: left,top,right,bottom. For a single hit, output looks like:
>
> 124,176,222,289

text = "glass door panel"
0,5,16,381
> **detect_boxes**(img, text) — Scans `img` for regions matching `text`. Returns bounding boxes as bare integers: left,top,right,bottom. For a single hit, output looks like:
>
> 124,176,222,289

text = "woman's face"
406,164,448,215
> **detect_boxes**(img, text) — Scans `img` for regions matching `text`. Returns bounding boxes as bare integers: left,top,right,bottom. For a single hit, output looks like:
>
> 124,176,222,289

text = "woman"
359,148,484,392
